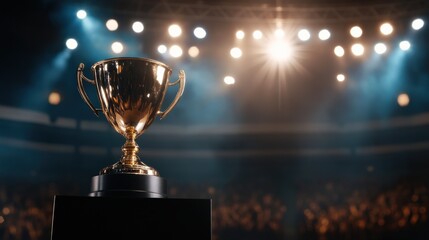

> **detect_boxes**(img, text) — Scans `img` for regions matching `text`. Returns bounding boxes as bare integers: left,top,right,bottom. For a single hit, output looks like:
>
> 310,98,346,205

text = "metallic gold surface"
77,57,185,176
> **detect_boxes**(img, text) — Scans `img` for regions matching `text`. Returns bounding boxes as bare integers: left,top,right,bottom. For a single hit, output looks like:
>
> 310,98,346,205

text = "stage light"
106,19,118,31
76,10,87,19
132,21,144,33
374,42,387,54
111,41,124,53
224,76,235,85
230,47,242,59
236,30,245,39
350,26,363,38
412,18,424,30
275,29,285,38
188,46,199,58
193,27,207,39
252,30,263,40
169,45,183,58
298,29,310,41
157,44,167,54
334,45,345,57
337,74,345,82
318,29,330,41
399,40,411,51
380,22,393,35
65,38,78,50
397,93,410,107
351,43,364,56
48,91,61,105
168,24,182,38
268,40,292,60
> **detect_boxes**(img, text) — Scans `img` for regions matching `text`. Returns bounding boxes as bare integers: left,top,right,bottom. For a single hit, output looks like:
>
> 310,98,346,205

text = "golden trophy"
50,57,210,240
77,57,185,197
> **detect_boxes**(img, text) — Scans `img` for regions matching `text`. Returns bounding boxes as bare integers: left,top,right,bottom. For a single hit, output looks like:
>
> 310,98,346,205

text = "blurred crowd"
169,183,287,240
0,183,59,240
296,180,428,239
0,178,427,240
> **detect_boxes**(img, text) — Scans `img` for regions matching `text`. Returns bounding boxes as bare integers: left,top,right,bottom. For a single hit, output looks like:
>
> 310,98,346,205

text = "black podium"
50,174,212,240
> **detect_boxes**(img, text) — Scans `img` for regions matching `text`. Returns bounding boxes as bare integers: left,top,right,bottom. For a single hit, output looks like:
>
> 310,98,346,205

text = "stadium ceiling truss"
105,0,429,23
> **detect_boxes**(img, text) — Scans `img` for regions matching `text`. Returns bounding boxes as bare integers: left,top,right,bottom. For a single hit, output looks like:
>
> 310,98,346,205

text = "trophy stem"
99,127,159,176
121,127,141,165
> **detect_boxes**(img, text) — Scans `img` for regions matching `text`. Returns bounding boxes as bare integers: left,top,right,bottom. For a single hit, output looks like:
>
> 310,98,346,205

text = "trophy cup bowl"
77,57,185,197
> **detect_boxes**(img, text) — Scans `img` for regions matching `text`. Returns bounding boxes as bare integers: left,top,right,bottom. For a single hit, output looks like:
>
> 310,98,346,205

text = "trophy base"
89,173,167,198
100,161,159,175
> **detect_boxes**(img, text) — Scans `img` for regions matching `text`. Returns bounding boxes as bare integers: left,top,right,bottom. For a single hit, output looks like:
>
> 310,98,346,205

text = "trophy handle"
158,70,186,119
77,63,101,116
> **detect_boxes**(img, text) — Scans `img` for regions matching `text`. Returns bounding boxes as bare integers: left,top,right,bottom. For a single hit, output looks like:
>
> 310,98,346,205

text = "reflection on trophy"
76,57,185,197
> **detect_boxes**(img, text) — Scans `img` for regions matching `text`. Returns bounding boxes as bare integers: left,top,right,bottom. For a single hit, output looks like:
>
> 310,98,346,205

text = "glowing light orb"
224,76,235,85
65,38,78,50
132,21,144,33
194,27,207,39
106,19,119,31
111,41,124,53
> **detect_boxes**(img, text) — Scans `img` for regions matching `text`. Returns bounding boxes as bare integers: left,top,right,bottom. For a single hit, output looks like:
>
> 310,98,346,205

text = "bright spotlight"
48,91,61,105
274,29,285,38
337,74,345,82
268,40,292,60
132,21,144,33
350,26,363,38
168,24,182,38
169,45,183,58
397,93,410,107
334,46,345,57
224,76,235,85
188,46,199,58
399,40,411,51
230,47,242,59
157,44,167,54
318,29,331,41
351,43,365,56
252,30,263,40
65,38,78,50
111,41,124,54
412,18,424,30
236,30,245,39
380,22,393,35
106,19,119,31
374,42,387,54
298,29,310,41
76,10,87,19
193,27,207,39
